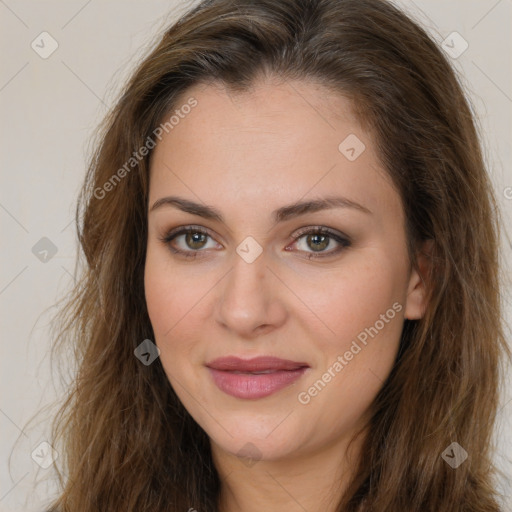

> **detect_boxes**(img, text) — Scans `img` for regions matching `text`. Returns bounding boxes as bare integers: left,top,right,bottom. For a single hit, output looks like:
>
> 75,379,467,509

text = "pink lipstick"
206,356,309,399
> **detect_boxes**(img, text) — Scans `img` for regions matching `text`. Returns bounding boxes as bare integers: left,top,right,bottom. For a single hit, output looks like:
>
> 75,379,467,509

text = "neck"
211,428,367,512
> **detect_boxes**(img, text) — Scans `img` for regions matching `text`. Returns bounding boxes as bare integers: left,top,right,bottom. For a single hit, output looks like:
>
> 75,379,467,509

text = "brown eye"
305,233,330,252
159,226,220,258
290,227,351,259
184,231,208,250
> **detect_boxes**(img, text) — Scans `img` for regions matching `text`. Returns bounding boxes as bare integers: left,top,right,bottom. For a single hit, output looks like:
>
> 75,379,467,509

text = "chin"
213,433,298,464
203,411,308,463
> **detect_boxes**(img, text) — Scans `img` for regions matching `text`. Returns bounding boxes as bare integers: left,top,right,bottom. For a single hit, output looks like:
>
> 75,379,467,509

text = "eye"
158,225,351,260
287,226,351,259
158,225,220,259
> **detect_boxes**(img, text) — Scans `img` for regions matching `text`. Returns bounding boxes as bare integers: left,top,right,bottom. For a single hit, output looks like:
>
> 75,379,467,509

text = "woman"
45,0,510,510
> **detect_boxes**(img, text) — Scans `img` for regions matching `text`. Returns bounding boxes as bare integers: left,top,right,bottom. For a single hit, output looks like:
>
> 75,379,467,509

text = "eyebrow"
149,194,372,224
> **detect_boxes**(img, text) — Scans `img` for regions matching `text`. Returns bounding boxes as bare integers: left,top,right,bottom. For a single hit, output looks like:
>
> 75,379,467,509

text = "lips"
207,356,308,372
206,356,310,399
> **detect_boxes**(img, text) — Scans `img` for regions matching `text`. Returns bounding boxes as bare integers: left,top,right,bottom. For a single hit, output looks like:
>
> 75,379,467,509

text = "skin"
144,76,429,512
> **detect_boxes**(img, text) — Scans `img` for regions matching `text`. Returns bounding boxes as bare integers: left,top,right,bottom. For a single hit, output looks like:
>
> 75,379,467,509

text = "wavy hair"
44,0,510,510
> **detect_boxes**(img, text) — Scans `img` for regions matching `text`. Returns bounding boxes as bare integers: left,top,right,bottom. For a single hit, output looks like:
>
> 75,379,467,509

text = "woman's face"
144,78,427,464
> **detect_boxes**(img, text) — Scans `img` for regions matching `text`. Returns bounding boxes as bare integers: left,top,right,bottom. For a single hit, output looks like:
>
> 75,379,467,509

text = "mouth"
206,356,310,399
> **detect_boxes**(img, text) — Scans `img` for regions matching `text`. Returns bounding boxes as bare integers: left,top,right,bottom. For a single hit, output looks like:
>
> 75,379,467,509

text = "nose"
215,249,287,339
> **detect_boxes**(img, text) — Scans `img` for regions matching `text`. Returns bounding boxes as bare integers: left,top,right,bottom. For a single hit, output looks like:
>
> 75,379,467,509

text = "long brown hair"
43,0,510,510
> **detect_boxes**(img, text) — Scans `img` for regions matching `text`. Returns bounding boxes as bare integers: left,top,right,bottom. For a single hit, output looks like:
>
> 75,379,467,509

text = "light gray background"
1,1,511,511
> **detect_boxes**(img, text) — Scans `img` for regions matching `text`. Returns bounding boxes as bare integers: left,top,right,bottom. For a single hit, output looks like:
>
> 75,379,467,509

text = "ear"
404,239,434,320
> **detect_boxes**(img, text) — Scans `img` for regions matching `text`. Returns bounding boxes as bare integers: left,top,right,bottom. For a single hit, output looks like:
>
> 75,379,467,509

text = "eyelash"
158,224,351,260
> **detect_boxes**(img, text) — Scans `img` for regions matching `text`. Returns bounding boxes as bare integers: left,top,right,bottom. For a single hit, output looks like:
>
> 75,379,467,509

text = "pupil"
187,232,206,249
308,234,328,251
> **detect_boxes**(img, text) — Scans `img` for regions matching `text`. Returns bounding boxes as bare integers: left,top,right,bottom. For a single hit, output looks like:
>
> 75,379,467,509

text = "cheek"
290,250,406,348
292,252,406,428
144,249,202,391
291,251,406,409
144,244,224,390
144,244,209,338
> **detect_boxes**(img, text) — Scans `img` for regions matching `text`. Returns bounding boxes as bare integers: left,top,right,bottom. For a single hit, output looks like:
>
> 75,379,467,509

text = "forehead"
148,78,400,224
